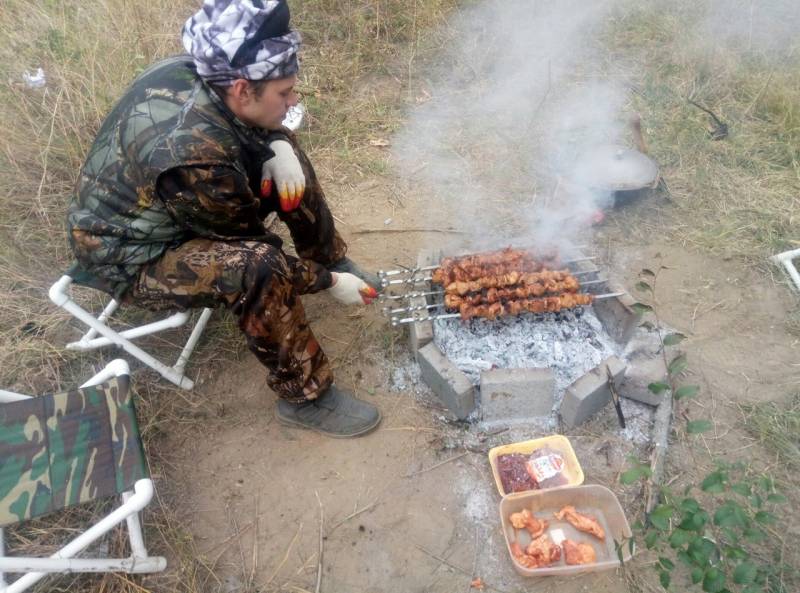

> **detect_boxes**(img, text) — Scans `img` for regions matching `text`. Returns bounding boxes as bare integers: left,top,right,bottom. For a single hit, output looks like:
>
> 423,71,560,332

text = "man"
66,0,382,438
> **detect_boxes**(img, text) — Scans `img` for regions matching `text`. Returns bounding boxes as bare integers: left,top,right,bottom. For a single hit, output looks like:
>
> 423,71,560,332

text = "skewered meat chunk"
457,294,594,320
554,505,605,540
443,278,581,308
562,539,597,565
445,270,574,295
525,534,562,566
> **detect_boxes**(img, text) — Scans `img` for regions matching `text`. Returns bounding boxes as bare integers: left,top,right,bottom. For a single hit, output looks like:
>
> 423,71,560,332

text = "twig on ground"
315,490,324,593
227,505,248,586
404,451,468,478
249,496,259,588
326,499,379,535
265,522,303,586
352,227,468,235
414,544,510,593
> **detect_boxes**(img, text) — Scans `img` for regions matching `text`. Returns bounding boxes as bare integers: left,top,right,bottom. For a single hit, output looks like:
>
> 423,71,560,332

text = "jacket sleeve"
156,164,267,238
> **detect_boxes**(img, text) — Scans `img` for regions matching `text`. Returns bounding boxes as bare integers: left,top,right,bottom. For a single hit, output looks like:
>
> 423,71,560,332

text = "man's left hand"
261,140,305,212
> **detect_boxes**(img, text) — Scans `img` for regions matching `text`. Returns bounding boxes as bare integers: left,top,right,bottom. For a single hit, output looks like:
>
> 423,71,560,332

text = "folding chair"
49,273,212,390
772,248,800,293
0,359,166,593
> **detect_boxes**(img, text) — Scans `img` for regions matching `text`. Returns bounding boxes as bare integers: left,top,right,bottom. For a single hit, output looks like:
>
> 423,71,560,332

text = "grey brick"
593,285,640,346
560,356,627,427
417,342,476,420
480,368,555,422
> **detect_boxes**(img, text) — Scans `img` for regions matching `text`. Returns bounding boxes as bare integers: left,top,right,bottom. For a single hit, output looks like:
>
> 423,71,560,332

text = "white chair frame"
772,248,800,293
49,276,212,390
0,359,166,593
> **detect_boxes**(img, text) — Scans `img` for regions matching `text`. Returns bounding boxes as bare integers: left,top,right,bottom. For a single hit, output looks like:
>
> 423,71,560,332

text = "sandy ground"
140,149,800,593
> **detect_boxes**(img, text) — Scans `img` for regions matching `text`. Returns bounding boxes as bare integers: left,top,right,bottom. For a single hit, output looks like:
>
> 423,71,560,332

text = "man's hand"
260,140,305,212
326,272,378,305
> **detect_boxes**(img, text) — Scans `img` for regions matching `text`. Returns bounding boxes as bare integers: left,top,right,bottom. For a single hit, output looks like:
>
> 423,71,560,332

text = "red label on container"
526,454,565,483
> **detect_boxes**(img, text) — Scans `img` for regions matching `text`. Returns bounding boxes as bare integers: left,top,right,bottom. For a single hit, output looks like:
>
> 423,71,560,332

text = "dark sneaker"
326,257,381,292
276,385,381,438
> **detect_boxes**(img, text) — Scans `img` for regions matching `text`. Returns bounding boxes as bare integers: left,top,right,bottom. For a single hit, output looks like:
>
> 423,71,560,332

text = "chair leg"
174,308,213,376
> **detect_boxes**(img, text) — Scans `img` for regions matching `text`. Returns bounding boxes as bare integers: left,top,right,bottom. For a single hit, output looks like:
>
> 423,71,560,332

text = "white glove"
260,140,306,212
327,272,378,305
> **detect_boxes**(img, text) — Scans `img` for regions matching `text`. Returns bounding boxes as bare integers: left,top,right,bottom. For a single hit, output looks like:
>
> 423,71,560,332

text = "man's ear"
228,79,253,104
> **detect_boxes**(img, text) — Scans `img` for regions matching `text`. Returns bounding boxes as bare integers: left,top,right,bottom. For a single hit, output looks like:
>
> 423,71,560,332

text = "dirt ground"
142,142,800,593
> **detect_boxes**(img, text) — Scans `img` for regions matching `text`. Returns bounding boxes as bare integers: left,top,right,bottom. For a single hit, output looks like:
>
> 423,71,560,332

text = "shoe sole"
274,409,382,439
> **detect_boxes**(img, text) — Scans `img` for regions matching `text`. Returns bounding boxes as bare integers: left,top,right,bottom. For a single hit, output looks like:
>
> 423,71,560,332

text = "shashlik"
445,270,575,295
456,294,594,320
443,278,581,308
432,247,561,285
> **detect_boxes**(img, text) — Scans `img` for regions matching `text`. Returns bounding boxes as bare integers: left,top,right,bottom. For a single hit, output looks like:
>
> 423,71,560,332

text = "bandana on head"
182,0,301,84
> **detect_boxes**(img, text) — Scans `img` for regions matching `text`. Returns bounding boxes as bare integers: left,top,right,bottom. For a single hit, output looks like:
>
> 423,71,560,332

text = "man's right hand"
326,272,378,305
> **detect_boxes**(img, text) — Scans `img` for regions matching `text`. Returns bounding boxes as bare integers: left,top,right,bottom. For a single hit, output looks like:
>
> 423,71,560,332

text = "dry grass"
603,1,800,265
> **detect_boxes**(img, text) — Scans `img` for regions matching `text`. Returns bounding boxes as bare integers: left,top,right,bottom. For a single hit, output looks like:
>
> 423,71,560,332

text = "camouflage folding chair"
0,359,165,593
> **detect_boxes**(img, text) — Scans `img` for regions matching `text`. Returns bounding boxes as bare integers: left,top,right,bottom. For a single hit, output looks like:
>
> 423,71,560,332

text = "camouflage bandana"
182,0,301,84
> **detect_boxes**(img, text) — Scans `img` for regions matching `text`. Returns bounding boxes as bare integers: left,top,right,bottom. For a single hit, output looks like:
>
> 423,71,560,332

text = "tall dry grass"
0,1,455,591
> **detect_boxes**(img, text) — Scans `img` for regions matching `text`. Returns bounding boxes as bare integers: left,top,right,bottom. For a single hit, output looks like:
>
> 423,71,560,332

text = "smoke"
390,0,799,254
392,0,630,254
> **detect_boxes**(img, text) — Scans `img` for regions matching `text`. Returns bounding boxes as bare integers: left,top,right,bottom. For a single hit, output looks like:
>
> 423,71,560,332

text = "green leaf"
691,510,710,532
648,381,671,394
754,511,776,524
691,567,704,584
725,546,748,561
714,502,747,528
621,465,651,484
677,550,692,566
702,471,726,493
749,494,763,509
731,483,751,497
675,385,700,400
641,268,656,277
687,419,713,434
659,569,671,590
649,505,673,531
669,529,690,548
663,332,686,346
681,498,701,513
743,527,765,542
767,493,787,504
668,354,688,375
702,567,726,593
659,556,675,570
688,536,716,566
636,281,653,293
645,530,660,548
632,302,653,315
757,476,773,492
733,562,757,585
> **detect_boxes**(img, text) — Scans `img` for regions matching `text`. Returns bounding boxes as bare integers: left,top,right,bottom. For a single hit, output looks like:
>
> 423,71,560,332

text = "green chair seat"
0,376,147,527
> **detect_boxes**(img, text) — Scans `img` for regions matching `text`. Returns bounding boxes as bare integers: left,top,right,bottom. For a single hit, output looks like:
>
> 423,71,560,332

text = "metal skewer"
377,256,599,281
389,292,625,325
381,267,601,287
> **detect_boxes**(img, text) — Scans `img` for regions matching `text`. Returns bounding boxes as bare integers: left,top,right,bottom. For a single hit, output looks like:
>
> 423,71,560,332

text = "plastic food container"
488,435,584,496
499,484,634,576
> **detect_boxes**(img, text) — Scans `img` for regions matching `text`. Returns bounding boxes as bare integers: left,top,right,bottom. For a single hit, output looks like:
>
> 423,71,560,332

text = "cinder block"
619,354,667,406
480,367,555,422
560,356,627,427
408,248,440,358
593,284,640,346
417,342,476,420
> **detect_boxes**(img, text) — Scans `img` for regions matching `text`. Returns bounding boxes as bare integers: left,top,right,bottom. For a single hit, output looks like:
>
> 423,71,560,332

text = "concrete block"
480,367,555,422
408,249,440,358
593,284,640,346
560,356,627,427
417,342,476,420
619,354,667,406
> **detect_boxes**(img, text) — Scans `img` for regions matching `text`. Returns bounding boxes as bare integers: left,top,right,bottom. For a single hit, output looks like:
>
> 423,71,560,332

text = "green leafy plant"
628,462,788,593
633,265,709,432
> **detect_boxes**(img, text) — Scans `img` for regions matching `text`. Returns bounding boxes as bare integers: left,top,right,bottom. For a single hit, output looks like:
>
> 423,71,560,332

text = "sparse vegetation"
1,1,798,592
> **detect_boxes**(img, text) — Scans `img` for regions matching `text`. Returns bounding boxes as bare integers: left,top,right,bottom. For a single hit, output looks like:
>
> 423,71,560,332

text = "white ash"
433,307,622,398
617,397,653,445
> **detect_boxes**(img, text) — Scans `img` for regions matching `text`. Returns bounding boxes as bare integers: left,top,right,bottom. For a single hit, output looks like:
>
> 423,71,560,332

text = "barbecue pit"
379,247,648,430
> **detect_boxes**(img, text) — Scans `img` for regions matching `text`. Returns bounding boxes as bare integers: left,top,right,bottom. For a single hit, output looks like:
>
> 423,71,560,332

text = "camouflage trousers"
128,140,348,402
130,239,336,402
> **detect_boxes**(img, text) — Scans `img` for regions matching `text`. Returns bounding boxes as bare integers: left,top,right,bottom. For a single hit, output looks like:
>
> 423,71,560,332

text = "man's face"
236,75,299,130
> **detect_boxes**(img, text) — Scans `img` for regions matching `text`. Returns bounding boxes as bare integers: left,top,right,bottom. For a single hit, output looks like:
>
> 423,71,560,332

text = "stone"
407,248,440,358
417,342,476,420
480,367,555,422
593,284,641,346
560,356,627,427
619,353,668,406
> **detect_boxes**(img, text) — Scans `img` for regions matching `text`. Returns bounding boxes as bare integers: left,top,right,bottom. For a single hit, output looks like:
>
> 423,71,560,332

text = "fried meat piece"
524,534,562,567
554,505,605,540
562,539,597,565
508,509,548,538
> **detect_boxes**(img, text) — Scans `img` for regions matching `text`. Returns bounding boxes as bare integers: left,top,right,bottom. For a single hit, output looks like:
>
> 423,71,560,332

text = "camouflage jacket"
67,56,289,299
